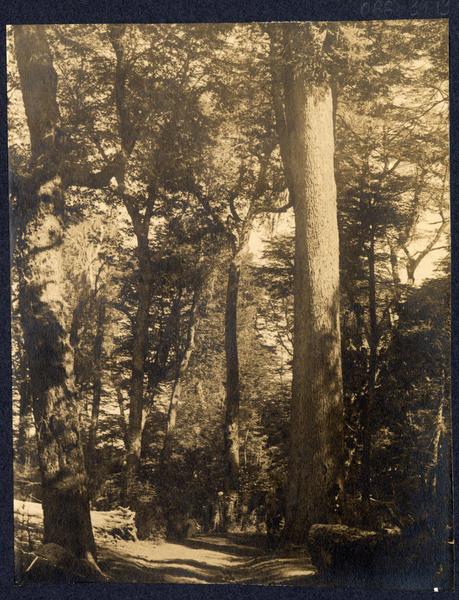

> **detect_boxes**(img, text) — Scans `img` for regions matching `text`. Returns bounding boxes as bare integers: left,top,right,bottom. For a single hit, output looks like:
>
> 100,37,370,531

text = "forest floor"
98,533,318,585
14,500,319,586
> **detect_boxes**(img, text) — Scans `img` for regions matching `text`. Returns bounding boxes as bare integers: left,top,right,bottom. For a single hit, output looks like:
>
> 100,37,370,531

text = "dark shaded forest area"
8,20,452,589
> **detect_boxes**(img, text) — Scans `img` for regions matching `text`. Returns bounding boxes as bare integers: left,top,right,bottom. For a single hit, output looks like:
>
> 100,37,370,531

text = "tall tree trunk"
13,25,96,560
116,388,129,450
125,240,151,507
107,25,153,508
429,367,448,501
223,257,241,529
86,299,106,495
361,224,378,523
139,288,182,459
429,367,452,582
162,287,200,459
277,25,345,544
388,239,401,288
387,236,402,322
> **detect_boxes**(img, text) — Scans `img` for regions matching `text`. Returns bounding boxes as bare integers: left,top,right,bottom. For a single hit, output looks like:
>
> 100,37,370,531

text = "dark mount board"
1,1,458,599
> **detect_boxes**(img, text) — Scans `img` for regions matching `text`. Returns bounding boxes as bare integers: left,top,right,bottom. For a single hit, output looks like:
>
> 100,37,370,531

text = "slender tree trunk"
388,239,401,288
387,237,402,323
278,25,345,544
125,241,151,507
116,388,129,449
107,25,153,508
13,25,96,561
361,225,378,523
86,299,106,494
430,367,447,499
406,259,416,286
164,378,183,441
162,287,200,458
223,257,241,529
429,367,452,581
140,289,182,459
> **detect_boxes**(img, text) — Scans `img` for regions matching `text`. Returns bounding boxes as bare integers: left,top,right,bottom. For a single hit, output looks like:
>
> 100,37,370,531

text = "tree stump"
308,524,401,585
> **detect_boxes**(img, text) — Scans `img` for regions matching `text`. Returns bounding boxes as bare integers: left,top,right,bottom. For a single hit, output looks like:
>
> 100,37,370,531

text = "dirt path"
14,502,317,585
98,533,318,585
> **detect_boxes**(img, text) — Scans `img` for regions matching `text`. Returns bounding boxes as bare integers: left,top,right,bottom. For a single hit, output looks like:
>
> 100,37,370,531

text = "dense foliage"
9,20,451,587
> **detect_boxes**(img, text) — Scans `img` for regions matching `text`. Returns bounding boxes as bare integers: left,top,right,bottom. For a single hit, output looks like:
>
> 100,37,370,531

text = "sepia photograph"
7,20,452,589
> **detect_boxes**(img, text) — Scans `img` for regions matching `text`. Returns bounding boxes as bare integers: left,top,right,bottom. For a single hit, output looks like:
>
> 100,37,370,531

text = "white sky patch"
249,207,449,286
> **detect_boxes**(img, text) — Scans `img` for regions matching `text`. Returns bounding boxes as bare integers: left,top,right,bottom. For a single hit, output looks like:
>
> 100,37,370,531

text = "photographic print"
8,20,452,589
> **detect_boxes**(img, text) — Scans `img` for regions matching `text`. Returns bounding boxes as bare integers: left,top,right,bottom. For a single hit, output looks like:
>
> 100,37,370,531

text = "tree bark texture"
16,341,34,469
125,240,152,507
106,26,154,508
277,25,345,544
13,25,96,559
223,257,242,528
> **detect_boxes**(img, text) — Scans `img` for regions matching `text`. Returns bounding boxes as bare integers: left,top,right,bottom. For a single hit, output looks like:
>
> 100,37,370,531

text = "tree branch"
267,26,296,208
256,196,293,215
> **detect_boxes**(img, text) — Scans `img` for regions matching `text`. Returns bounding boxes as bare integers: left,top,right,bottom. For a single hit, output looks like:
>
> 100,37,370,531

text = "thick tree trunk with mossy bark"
272,24,345,544
13,25,97,562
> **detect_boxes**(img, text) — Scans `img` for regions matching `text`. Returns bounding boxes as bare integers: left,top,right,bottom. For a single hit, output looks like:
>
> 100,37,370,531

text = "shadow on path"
14,500,317,586
180,534,266,558
99,533,318,585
